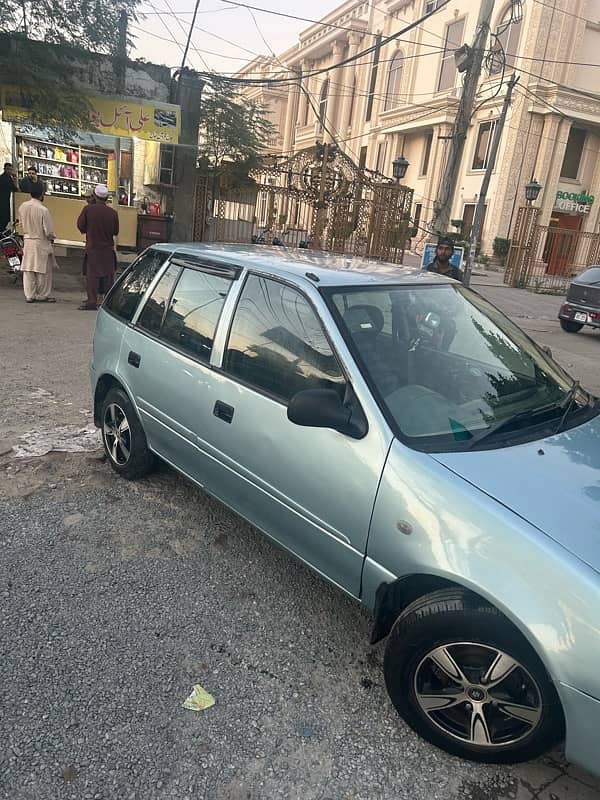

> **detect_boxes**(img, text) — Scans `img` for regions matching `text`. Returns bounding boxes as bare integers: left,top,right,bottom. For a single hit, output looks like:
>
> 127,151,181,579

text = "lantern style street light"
392,155,409,183
525,178,542,205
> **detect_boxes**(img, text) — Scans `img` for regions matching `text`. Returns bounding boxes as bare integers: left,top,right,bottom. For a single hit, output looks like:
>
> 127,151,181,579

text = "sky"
131,0,332,75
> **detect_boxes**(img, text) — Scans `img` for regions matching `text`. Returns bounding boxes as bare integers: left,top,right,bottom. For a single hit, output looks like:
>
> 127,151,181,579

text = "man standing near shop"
19,183,57,303
0,162,18,232
76,184,119,311
19,166,47,195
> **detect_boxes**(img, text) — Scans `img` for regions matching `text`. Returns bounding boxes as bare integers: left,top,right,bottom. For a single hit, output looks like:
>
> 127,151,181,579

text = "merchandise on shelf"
17,137,110,198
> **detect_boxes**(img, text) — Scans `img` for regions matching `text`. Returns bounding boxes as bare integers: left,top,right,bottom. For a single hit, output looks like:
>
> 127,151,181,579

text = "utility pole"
463,74,519,287
115,10,127,95
432,0,495,236
114,10,128,210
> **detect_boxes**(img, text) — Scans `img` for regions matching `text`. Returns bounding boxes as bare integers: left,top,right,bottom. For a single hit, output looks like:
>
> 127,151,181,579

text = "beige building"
238,0,600,255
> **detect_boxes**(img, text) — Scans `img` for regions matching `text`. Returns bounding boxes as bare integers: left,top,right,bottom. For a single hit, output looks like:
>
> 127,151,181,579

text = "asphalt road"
1,267,600,799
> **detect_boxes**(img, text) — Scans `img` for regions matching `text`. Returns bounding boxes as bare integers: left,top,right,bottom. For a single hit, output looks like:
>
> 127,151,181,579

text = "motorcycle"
1,221,24,282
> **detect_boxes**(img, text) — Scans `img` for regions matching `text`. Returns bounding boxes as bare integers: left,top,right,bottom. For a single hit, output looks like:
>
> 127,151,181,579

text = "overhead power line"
198,0,452,86
531,0,599,26
130,25,253,60
218,0,380,38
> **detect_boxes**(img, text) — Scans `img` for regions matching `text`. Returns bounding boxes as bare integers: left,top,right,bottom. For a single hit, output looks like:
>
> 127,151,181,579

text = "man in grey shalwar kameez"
19,183,57,303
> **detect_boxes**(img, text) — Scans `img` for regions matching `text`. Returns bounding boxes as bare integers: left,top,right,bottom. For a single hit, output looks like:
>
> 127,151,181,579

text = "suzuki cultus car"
91,244,600,774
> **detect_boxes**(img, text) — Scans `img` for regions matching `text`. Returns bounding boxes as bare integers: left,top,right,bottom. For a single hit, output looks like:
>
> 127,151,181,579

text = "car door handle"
213,400,234,424
128,351,141,368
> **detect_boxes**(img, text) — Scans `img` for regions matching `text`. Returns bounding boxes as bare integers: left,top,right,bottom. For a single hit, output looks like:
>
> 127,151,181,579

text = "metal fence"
505,206,600,292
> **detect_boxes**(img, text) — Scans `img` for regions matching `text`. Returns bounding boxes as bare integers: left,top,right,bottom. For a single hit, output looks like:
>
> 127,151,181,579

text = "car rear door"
119,255,239,485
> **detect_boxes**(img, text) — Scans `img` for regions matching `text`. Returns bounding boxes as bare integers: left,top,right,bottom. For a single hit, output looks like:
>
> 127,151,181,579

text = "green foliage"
493,237,511,264
197,79,275,171
0,0,140,131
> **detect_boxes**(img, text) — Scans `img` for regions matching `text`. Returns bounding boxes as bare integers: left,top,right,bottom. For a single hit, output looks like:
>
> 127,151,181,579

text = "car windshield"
327,284,587,451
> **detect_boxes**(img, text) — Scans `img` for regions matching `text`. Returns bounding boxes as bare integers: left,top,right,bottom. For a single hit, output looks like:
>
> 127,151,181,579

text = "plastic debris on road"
12,424,100,458
183,684,215,712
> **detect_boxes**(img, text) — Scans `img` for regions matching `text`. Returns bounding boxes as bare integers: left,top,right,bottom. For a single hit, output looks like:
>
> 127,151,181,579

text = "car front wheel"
101,387,155,480
560,319,583,333
383,589,564,764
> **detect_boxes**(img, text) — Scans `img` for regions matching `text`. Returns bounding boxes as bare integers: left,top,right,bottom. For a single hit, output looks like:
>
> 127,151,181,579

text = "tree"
197,79,274,176
0,0,141,131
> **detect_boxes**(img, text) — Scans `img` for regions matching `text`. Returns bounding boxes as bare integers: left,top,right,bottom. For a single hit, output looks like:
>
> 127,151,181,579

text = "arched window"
318,79,329,131
384,51,403,111
490,6,522,74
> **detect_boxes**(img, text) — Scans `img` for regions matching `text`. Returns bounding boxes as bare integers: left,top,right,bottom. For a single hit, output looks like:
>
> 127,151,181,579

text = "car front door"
196,273,392,597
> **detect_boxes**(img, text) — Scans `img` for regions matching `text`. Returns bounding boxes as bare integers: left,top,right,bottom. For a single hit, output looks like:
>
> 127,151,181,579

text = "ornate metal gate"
505,206,600,291
195,144,413,264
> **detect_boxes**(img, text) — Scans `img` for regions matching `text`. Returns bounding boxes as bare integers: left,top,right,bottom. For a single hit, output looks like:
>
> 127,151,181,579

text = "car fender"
363,439,600,702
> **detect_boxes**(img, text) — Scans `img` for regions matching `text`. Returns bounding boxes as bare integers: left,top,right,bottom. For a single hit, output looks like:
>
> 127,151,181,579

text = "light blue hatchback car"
91,244,600,774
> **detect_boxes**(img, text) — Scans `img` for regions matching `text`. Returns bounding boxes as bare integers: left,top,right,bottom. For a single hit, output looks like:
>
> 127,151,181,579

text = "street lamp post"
525,178,542,206
508,179,543,287
392,155,409,183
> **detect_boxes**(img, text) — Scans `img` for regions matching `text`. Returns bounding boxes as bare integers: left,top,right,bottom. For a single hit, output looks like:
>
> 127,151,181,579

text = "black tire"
560,319,583,333
100,387,155,480
383,588,564,764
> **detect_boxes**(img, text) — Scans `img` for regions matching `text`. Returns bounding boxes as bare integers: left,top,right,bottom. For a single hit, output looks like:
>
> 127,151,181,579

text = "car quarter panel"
365,440,600,704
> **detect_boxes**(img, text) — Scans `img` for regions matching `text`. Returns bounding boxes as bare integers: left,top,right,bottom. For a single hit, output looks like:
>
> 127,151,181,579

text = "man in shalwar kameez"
19,183,57,303
76,184,119,311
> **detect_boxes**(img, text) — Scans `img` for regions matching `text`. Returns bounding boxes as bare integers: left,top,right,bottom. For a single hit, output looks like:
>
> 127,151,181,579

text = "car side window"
223,274,346,402
160,268,232,363
137,264,181,335
104,248,166,322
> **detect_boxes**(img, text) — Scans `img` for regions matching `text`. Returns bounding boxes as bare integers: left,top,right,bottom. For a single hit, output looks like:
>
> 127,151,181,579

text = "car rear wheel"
383,589,564,764
101,387,155,480
560,319,583,333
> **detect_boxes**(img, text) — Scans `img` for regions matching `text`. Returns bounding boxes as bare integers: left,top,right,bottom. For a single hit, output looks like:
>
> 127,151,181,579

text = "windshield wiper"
554,381,591,434
465,401,565,449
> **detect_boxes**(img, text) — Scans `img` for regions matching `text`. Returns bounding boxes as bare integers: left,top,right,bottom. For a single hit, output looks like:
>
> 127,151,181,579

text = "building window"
318,79,329,132
413,202,422,232
375,142,387,175
425,0,445,12
302,80,310,127
159,144,175,185
472,121,497,171
462,203,487,239
438,18,465,92
560,127,586,180
347,75,357,128
384,51,403,111
365,33,382,122
421,132,433,175
489,6,522,74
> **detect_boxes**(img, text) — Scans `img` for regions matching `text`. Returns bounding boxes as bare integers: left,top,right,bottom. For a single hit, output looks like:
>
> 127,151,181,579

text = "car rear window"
159,268,233,363
576,267,600,285
104,249,167,322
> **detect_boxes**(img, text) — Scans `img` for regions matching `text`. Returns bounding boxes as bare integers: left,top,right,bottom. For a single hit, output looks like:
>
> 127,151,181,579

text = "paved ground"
1,262,599,800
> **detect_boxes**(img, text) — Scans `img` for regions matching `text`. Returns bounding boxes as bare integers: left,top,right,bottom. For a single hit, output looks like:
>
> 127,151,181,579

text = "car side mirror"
287,387,368,439
540,344,553,359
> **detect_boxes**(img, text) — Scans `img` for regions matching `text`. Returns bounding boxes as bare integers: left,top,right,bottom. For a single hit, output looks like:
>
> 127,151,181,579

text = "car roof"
150,242,455,288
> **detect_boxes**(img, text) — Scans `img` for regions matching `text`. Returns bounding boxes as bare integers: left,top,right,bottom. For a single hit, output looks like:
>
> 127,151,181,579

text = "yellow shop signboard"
1,87,180,143
88,96,180,142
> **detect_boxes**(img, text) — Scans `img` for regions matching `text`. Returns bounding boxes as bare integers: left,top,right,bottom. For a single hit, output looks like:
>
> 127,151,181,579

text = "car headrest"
343,304,385,337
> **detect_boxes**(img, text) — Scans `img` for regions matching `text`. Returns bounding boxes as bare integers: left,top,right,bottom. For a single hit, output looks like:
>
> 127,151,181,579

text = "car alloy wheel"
413,642,542,748
103,402,131,466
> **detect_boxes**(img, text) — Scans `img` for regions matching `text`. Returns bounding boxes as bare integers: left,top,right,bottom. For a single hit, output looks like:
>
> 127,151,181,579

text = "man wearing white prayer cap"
76,184,119,310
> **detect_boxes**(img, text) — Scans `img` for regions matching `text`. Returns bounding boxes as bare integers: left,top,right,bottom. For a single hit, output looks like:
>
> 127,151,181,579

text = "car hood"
431,414,600,573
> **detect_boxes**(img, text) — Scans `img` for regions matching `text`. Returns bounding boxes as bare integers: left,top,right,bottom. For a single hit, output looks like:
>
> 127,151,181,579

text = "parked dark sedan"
559,266,600,332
